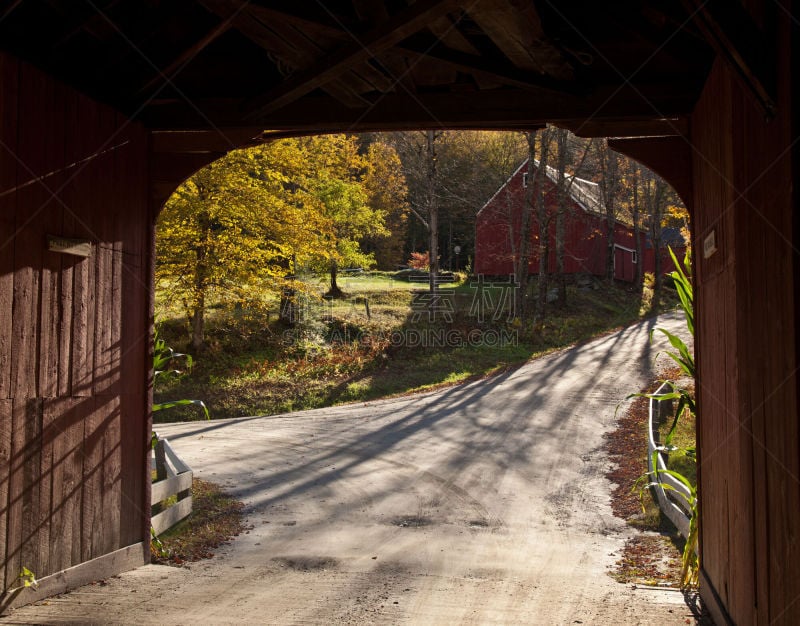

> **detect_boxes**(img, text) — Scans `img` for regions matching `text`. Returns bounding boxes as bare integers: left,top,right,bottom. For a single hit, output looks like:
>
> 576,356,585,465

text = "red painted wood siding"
0,53,151,588
475,165,682,280
693,52,800,624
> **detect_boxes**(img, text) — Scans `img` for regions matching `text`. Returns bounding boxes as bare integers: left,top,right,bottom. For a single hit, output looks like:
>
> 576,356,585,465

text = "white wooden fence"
151,435,193,535
647,384,692,539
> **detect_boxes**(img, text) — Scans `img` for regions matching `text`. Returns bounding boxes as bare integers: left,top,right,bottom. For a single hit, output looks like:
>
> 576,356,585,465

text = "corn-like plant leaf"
153,399,210,420
667,247,694,335
652,328,695,378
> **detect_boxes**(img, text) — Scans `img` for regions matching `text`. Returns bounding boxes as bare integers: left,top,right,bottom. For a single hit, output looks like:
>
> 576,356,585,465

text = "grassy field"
154,272,675,421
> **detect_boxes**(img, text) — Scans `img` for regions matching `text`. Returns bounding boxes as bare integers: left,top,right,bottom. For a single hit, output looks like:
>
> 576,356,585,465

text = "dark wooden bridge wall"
692,44,799,626
0,53,151,589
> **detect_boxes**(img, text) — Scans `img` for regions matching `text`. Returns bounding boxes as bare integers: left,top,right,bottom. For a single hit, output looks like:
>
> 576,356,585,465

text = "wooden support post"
154,439,166,483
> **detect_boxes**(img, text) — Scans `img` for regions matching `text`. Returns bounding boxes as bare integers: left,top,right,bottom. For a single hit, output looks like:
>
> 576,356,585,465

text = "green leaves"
651,328,695,378
153,399,210,420
631,248,698,588
668,246,693,335
17,567,37,590
153,325,209,421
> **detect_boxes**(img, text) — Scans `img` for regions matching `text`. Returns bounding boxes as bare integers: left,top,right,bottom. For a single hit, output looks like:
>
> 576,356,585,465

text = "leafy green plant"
634,460,699,588
631,247,699,588
652,248,694,377
150,526,170,560
1,566,38,612
153,324,209,420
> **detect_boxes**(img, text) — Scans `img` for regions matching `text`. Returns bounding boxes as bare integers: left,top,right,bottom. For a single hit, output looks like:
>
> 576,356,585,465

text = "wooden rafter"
145,80,700,130
466,0,573,80
242,0,460,119
682,0,776,117
396,34,583,96
136,19,233,95
558,117,689,139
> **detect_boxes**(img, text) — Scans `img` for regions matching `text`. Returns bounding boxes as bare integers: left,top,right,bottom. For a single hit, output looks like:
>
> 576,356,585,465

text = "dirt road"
4,313,701,625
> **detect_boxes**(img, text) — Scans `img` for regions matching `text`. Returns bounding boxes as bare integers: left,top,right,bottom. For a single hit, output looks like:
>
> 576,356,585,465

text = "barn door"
613,246,636,282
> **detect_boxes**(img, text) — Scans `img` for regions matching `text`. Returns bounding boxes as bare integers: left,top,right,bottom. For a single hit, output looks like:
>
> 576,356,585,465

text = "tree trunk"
429,202,438,293
514,133,537,320
191,212,210,350
328,259,343,298
534,130,553,322
426,130,439,293
555,207,567,306
191,298,204,351
536,230,549,321
632,167,642,288
599,145,619,284
554,129,568,308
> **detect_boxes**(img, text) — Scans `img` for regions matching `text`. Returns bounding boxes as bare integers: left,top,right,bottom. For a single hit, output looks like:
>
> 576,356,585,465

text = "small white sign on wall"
47,235,92,258
703,230,717,259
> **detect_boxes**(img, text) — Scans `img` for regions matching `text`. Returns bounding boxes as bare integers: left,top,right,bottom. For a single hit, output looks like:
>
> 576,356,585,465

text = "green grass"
154,275,677,421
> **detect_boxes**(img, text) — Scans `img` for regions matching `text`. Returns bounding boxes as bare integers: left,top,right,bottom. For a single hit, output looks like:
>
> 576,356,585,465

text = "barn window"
522,172,528,188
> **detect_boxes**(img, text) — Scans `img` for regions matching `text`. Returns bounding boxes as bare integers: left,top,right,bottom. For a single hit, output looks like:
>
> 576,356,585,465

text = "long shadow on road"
161,314,684,536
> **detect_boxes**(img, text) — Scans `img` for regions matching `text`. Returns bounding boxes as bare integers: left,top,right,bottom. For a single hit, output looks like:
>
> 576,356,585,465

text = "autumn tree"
388,130,528,277
313,176,387,297
360,141,410,270
299,134,389,297
156,140,329,349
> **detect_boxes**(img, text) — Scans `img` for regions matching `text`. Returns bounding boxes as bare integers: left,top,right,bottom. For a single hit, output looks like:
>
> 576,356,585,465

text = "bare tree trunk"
514,132,537,320
554,129,568,308
329,260,341,297
643,172,667,309
191,210,210,350
534,129,554,321
426,130,439,293
597,143,620,283
632,166,642,288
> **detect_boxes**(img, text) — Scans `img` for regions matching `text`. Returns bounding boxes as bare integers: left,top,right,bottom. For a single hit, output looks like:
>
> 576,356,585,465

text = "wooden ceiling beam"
427,15,479,55
136,19,232,96
557,117,689,138
0,0,23,22
395,34,583,96
241,0,460,120
193,6,370,108
149,129,272,153
608,136,693,205
243,2,358,38
681,0,776,118
466,0,573,79
143,81,700,130
351,0,389,24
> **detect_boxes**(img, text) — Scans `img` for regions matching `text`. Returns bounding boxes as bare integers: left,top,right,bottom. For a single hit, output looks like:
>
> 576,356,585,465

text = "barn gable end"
474,159,684,280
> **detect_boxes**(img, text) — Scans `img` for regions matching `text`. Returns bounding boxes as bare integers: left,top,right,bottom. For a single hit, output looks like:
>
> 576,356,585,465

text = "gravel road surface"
3,313,701,625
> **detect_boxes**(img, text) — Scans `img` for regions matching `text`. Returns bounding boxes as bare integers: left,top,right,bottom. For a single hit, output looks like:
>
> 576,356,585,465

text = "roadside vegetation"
154,271,676,421
610,250,698,589
151,479,247,566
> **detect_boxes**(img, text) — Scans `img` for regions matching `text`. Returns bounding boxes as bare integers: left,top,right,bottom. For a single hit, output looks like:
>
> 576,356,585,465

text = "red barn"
475,160,686,281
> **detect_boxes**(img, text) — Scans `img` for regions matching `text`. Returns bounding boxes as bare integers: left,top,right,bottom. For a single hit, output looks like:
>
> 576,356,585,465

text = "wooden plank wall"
0,53,151,589
691,12,799,623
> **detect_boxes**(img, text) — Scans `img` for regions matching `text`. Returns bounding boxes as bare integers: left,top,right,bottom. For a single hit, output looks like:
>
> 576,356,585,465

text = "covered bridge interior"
0,1,797,623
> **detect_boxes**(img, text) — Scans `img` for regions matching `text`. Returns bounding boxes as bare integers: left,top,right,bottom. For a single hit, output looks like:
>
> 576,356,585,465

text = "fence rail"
647,384,692,539
151,435,193,535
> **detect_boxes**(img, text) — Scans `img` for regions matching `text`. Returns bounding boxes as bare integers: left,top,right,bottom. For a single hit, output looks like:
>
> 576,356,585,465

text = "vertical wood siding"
474,167,683,279
693,51,799,625
0,54,151,588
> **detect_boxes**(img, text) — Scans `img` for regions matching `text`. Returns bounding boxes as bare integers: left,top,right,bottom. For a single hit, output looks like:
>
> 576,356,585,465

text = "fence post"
154,439,167,482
